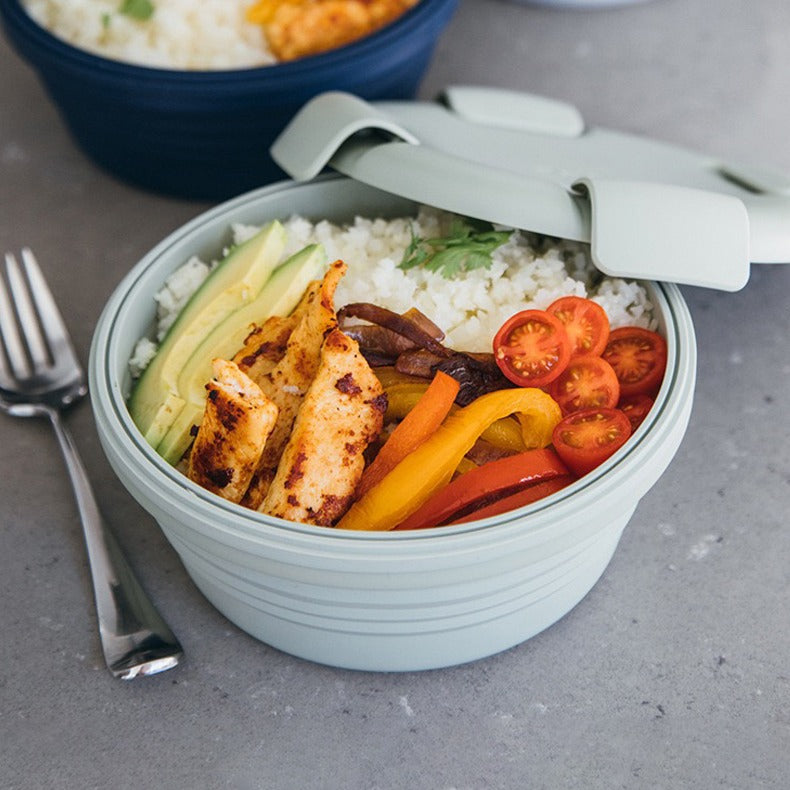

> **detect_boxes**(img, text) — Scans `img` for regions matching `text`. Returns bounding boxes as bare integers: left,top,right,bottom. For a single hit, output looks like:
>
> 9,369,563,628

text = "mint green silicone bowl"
89,174,696,671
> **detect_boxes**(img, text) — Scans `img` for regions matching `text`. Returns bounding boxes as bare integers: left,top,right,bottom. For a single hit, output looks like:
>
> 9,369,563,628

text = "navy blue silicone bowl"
0,0,457,200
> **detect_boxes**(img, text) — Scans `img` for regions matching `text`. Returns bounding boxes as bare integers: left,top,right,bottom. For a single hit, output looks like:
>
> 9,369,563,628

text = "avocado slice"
155,243,328,465
129,221,287,447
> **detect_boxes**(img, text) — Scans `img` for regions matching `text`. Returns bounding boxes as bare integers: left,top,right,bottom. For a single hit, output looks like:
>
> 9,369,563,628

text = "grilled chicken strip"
235,260,346,508
187,359,278,504
234,314,299,382
262,328,387,526
234,280,321,382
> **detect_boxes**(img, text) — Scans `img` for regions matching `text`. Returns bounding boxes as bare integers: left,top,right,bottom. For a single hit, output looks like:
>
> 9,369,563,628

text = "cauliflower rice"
22,0,276,70
269,208,655,352
129,207,655,377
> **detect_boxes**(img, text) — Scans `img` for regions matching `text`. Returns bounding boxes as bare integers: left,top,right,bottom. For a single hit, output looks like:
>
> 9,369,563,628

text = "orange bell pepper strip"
394,448,569,530
336,387,562,531
355,371,459,500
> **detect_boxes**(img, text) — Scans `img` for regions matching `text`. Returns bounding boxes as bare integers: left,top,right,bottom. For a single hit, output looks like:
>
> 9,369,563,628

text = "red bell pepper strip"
449,475,574,525
394,447,569,530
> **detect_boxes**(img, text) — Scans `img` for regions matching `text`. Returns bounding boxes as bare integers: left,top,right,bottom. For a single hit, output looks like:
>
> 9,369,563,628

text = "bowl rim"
90,173,697,547
0,0,458,81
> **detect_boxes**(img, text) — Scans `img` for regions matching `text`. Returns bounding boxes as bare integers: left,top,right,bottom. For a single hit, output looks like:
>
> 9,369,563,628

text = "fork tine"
19,248,80,369
0,257,32,380
5,250,50,373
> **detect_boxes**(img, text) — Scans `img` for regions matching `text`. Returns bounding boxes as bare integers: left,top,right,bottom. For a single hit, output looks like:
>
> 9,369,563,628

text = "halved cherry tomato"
549,355,620,415
602,327,667,397
618,393,654,431
493,309,571,388
547,296,610,358
395,447,569,530
449,475,574,525
552,407,632,477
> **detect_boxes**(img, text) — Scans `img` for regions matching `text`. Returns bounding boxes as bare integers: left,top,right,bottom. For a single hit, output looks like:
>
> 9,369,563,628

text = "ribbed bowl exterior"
88,176,697,671
0,0,457,199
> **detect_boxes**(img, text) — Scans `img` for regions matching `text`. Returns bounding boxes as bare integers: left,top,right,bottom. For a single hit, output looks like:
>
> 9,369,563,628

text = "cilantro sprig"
399,218,512,279
119,0,155,21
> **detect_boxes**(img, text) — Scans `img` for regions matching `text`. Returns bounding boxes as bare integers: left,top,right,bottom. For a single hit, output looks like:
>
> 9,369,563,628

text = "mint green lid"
272,86,790,292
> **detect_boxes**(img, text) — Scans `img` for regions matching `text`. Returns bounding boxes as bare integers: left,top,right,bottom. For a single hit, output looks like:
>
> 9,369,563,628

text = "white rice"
22,0,275,70
151,256,213,340
129,206,656,375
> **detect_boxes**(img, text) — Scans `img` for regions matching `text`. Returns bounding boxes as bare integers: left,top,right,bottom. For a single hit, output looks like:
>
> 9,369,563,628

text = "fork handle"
45,406,183,679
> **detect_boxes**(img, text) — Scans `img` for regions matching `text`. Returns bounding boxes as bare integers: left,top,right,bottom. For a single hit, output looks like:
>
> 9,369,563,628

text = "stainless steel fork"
0,248,182,679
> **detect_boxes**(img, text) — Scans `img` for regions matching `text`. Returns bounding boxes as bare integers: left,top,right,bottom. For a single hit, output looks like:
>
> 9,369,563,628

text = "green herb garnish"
119,0,155,21
399,218,512,279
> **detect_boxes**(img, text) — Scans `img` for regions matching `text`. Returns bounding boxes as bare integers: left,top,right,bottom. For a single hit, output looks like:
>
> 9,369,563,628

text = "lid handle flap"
577,178,751,292
271,91,419,181
441,86,585,137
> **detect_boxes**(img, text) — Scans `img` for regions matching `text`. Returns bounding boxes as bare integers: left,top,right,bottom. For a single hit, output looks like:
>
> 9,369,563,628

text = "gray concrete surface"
1,1,788,787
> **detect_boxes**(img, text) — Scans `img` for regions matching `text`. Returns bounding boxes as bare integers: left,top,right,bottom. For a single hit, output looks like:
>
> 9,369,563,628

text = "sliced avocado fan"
129,221,288,449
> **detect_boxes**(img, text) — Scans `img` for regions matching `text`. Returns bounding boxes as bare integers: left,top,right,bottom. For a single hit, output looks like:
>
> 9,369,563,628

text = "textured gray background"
1,1,788,788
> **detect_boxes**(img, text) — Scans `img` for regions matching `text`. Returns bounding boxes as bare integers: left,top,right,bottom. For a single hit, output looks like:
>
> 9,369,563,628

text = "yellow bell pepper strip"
453,457,478,476
356,371,459,500
336,388,562,531
381,383,436,420
373,365,426,390
383,382,526,452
